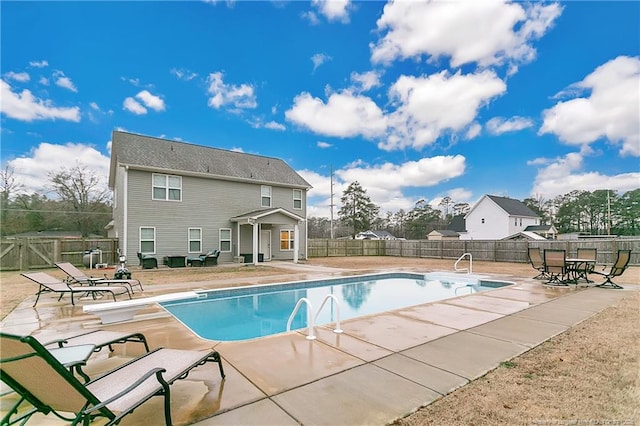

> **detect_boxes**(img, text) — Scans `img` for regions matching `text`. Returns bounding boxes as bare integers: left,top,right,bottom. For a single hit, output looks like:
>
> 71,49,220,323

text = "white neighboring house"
462,195,541,240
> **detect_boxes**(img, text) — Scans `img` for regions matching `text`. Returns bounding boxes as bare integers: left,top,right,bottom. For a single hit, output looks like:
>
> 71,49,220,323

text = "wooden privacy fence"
308,238,640,266
0,238,120,271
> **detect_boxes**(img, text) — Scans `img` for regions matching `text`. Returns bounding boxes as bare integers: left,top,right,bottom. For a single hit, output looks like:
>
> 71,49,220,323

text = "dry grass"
1,256,639,425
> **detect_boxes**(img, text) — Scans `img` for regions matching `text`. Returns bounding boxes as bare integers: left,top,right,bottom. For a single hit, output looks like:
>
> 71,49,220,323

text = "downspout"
123,165,128,257
294,223,299,264
251,219,259,266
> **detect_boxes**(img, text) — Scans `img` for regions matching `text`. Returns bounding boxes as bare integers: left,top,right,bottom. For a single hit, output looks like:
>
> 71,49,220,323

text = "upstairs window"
153,174,182,201
261,185,272,207
293,189,302,210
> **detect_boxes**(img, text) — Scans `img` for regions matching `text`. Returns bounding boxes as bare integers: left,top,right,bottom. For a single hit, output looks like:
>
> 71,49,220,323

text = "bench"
83,291,200,324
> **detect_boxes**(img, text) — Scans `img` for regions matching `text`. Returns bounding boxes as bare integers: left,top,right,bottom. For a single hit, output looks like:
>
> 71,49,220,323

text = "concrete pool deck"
1,261,638,425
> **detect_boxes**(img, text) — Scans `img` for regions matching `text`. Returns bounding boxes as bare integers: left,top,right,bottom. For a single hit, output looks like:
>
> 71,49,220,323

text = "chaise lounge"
0,332,225,426
55,262,144,293
187,249,220,267
21,271,131,307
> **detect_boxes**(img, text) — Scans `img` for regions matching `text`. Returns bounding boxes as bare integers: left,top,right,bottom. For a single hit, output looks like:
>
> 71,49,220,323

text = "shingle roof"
447,215,467,232
109,131,311,188
487,195,539,217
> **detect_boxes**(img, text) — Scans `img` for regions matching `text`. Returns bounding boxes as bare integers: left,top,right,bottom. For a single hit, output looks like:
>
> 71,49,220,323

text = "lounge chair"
543,249,568,285
137,252,158,269
592,249,632,289
37,329,150,354
0,332,225,426
527,247,549,280
21,271,131,307
55,261,143,293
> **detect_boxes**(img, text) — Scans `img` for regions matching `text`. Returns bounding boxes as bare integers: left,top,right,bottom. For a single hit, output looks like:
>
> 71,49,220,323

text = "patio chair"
21,271,131,307
0,332,225,426
55,262,143,293
137,252,158,269
527,247,549,280
592,249,632,289
187,249,220,267
573,248,597,283
543,249,568,285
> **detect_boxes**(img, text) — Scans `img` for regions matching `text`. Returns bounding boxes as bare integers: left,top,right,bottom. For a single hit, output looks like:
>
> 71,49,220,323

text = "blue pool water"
160,272,510,341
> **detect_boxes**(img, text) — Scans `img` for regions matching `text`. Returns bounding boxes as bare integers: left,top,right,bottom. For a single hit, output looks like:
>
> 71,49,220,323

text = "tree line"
309,181,640,239
2,166,638,239
1,165,111,238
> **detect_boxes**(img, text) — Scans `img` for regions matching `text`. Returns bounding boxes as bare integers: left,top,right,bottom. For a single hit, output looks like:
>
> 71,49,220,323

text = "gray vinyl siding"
123,169,306,262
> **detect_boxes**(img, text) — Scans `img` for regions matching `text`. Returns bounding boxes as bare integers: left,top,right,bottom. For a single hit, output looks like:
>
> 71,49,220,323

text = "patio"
1,258,638,425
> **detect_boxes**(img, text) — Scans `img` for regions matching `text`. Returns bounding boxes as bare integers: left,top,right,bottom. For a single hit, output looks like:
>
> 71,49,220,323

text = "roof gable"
110,131,311,189
487,195,539,217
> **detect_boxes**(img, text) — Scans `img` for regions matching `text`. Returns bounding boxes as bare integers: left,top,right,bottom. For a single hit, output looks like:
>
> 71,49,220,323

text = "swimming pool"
160,272,511,341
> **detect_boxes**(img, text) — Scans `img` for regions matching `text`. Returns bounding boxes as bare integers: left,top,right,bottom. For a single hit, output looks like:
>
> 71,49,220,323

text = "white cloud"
0,80,81,122
486,116,534,135
539,56,640,157
170,68,198,81
8,142,110,196
530,152,640,198
465,123,482,140
350,70,382,92
311,53,332,72
123,97,147,115
300,155,466,217
135,90,165,111
39,77,49,86
317,141,332,148
29,60,49,68
53,70,77,92
311,0,351,23
370,1,561,69
285,91,387,139
206,72,257,110
382,70,506,150
249,119,286,131
3,72,30,82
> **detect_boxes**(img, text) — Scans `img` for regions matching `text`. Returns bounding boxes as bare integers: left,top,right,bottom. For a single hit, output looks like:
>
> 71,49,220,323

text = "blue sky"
1,0,639,219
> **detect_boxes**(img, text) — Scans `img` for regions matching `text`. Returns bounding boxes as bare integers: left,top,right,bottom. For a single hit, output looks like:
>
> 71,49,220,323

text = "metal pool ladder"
286,295,343,340
455,252,473,274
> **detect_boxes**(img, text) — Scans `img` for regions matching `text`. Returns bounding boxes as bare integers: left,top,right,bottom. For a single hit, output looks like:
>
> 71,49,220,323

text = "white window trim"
139,226,156,254
293,189,302,210
188,227,202,253
280,229,295,251
152,173,182,202
219,228,232,253
261,185,272,208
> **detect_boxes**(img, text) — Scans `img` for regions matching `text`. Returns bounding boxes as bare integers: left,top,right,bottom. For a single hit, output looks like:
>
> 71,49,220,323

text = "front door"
260,230,271,261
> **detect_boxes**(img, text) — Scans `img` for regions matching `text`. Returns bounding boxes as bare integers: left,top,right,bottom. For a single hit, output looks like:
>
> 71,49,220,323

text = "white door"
260,230,271,261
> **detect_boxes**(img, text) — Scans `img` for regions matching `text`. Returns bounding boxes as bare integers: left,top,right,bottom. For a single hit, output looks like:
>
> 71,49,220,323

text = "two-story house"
108,131,312,265
462,194,540,240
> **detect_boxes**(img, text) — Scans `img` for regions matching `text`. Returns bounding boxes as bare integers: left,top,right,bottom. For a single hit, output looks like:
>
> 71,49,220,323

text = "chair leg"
595,277,623,289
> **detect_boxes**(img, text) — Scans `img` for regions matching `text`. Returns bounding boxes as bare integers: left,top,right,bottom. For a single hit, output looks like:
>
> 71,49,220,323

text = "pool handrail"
313,294,343,334
455,252,473,274
286,297,316,340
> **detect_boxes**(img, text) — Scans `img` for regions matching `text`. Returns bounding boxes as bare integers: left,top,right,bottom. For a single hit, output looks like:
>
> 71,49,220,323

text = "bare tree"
48,164,111,237
0,165,25,236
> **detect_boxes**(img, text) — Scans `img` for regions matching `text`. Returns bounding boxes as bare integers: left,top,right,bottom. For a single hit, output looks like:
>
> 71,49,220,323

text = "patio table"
565,258,596,284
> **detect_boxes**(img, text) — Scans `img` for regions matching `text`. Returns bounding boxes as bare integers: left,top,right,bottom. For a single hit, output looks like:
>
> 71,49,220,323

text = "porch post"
294,223,299,264
252,221,259,266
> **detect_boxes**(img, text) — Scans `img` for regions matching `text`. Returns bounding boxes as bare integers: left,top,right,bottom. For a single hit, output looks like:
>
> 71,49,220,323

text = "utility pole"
330,164,335,239
607,190,611,235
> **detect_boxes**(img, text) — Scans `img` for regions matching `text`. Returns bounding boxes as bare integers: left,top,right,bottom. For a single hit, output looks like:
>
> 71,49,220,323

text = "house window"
515,218,518,226
481,218,485,224
261,185,272,207
140,227,156,254
280,229,294,251
188,228,202,253
293,189,302,210
219,228,231,252
153,174,182,201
